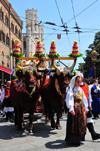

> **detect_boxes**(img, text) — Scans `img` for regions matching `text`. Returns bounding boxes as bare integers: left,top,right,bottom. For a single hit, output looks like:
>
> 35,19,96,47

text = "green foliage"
76,63,85,72
95,42,100,51
73,70,76,75
94,32,100,47
48,54,60,58
68,53,83,57
10,53,23,57
34,53,45,57
88,44,94,50
82,31,100,78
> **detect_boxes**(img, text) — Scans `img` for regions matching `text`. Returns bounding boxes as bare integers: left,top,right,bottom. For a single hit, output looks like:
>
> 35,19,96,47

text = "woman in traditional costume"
65,75,88,145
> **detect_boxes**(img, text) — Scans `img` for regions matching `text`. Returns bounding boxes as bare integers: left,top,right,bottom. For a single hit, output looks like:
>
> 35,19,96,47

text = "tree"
83,31,100,78
76,62,85,72
77,31,100,78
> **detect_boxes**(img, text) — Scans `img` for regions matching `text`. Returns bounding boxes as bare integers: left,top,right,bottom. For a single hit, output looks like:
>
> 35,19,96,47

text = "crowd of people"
65,73,100,145
0,81,14,122
0,72,100,145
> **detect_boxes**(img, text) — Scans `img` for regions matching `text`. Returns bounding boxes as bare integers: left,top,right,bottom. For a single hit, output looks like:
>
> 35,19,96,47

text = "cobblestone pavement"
0,113,100,151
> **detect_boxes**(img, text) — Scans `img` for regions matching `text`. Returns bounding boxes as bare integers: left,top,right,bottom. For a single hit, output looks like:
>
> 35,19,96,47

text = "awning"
0,66,12,74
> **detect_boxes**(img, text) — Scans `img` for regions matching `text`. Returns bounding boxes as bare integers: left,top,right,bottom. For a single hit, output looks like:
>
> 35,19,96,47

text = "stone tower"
25,8,45,57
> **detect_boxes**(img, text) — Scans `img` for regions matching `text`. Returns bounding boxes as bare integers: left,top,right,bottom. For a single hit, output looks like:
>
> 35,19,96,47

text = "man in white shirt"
1,84,5,116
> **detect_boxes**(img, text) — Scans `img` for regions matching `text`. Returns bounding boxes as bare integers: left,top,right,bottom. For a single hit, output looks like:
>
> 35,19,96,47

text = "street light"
89,46,99,79
90,46,99,62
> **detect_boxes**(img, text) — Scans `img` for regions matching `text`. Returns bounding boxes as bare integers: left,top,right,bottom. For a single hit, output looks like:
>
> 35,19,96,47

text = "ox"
41,71,70,129
10,68,47,133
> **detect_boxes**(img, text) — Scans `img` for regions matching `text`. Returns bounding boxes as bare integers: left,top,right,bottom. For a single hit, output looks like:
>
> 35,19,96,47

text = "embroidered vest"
73,88,83,102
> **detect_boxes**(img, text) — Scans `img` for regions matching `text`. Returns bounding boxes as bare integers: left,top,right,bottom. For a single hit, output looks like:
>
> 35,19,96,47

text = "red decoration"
57,34,61,39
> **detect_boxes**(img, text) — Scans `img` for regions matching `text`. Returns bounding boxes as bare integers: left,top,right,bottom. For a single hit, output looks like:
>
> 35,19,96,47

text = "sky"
8,0,100,70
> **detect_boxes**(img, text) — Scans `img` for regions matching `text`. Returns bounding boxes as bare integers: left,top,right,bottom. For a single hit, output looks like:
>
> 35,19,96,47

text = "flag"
88,68,95,79
57,34,61,39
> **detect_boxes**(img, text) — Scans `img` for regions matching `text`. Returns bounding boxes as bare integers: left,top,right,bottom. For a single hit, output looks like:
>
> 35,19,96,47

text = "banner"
88,68,95,79
57,34,61,39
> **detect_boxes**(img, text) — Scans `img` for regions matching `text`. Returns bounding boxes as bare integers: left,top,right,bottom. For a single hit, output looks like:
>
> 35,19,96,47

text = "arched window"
12,39,14,49
5,14,9,27
34,20,36,31
23,38,26,49
11,22,14,32
1,31,5,43
12,39,14,68
6,55,9,68
2,51,4,66
19,30,21,39
15,26,17,36
20,47,22,53
6,33,9,46
0,8,4,22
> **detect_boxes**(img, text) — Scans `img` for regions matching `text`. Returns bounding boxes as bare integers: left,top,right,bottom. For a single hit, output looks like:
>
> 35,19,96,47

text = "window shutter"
0,11,2,20
0,31,1,40
3,33,5,43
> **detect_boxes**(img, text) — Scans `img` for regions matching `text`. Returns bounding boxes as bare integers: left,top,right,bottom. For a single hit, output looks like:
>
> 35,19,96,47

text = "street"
0,113,100,151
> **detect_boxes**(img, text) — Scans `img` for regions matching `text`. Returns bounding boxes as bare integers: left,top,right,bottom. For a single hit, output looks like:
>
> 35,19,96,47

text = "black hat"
4,84,7,88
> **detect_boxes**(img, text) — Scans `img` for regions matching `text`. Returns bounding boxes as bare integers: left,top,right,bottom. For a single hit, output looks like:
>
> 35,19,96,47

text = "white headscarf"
68,75,79,94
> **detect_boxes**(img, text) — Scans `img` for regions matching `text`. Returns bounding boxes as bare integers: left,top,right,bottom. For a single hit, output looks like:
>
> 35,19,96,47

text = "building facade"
23,8,45,57
0,0,23,84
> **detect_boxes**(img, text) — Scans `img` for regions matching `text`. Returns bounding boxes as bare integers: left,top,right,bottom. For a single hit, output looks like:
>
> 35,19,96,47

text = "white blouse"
88,85,93,106
1,89,5,102
65,87,88,112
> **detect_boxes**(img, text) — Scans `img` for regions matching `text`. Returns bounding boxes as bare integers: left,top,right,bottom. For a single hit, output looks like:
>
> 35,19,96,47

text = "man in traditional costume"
65,75,88,145
76,73,100,140
91,79,100,119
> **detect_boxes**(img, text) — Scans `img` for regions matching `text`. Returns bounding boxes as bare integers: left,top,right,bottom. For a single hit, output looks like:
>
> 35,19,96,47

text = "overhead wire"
70,0,82,66
70,0,77,24
55,0,72,50
70,0,81,52
3,0,98,27
43,27,61,41
54,0,63,24
67,0,98,24
3,0,98,53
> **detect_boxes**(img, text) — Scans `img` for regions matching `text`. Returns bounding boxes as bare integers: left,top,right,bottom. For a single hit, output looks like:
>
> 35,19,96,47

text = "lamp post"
89,46,99,79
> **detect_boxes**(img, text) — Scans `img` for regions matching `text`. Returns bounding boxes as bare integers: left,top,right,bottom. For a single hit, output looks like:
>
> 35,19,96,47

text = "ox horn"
69,59,77,71
16,64,23,70
53,60,58,68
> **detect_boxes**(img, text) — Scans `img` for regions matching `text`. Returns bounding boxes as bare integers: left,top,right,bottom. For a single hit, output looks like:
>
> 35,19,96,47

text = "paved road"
0,113,100,151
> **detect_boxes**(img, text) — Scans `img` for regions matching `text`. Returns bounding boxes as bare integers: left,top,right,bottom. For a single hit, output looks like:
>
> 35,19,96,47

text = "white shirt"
88,85,93,106
0,89,1,99
1,89,5,102
65,87,88,112
66,87,69,94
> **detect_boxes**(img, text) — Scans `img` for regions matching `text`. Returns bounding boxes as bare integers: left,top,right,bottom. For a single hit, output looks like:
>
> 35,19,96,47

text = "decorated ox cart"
9,39,82,132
